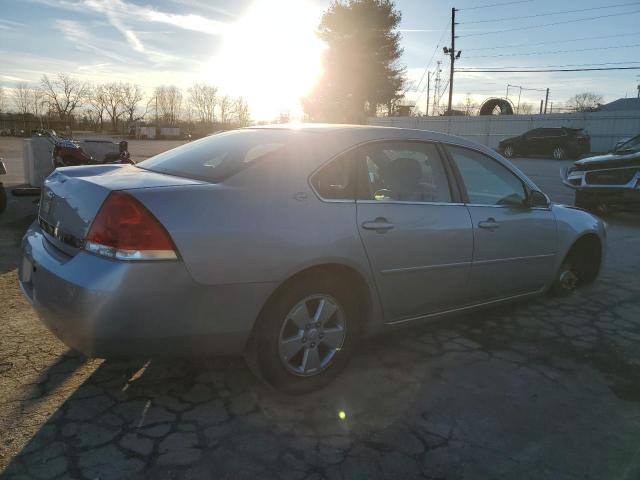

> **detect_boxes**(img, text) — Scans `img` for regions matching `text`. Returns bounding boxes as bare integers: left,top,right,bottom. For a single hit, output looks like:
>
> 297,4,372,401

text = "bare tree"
30,87,46,127
0,86,5,114
518,102,534,115
566,92,603,112
121,83,146,124
154,85,183,125
88,84,108,131
13,82,31,116
233,96,251,126
218,95,232,124
102,82,125,130
188,83,217,124
40,73,89,123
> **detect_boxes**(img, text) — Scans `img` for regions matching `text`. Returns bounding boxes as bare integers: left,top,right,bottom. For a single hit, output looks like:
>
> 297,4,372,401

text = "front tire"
246,273,361,394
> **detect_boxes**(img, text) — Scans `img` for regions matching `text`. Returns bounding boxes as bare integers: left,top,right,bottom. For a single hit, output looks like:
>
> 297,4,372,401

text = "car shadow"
3,277,639,478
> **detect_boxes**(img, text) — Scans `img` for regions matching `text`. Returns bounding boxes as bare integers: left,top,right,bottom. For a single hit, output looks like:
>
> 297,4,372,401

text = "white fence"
368,110,640,153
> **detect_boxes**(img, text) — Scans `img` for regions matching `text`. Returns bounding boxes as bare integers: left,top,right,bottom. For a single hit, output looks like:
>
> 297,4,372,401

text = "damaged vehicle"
561,134,640,213
20,125,605,393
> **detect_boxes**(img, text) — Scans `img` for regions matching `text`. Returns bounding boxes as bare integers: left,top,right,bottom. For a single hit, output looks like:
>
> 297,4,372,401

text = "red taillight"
85,191,178,260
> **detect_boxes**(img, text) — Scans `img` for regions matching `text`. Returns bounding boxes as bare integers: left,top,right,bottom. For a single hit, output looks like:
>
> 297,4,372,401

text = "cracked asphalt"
1,143,639,479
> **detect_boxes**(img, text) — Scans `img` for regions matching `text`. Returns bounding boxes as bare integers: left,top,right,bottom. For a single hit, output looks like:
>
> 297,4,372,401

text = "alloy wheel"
278,294,346,377
503,145,514,158
553,146,565,160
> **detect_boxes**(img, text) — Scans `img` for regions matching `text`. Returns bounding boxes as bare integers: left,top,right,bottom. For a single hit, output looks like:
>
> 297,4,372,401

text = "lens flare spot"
338,410,347,421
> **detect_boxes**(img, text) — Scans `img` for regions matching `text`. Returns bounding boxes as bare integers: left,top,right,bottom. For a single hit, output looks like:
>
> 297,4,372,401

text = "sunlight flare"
208,0,325,120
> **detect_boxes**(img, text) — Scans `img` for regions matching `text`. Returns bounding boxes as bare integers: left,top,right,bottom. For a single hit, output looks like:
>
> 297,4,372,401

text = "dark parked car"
499,127,591,160
561,134,640,213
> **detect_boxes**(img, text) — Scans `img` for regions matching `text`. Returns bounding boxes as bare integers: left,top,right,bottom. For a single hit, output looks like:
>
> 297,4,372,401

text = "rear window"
138,129,290,182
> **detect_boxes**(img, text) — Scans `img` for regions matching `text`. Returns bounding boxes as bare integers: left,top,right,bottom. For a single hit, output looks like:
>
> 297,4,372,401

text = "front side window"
359,141,452,203
447,146,526,207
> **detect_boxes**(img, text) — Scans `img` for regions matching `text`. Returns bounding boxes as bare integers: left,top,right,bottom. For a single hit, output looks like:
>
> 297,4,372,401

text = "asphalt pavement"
1,143,639,479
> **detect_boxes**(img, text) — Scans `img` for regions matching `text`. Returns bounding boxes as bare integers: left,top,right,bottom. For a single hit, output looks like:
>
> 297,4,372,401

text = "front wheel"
246,273,361,394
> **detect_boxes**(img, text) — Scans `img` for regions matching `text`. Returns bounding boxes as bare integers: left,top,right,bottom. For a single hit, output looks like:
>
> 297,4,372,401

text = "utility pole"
434,61,442,115
446,7,457,115
544,88,550,114
539,99,544,114
426,71,431,117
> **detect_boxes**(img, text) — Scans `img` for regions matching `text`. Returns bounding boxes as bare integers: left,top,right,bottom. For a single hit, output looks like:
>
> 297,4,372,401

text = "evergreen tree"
303,0,405,123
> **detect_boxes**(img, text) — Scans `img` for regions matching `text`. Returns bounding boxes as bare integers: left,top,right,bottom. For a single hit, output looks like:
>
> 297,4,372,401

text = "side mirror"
526,189,550,208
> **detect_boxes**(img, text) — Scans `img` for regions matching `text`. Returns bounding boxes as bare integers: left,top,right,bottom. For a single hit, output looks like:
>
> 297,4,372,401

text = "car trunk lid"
39,164,204,256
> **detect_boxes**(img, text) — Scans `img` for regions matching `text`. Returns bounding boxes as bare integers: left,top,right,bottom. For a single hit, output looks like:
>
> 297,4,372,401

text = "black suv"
499,127,590,160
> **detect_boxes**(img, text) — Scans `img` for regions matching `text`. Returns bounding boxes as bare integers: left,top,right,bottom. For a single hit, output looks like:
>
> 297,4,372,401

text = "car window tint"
138,129,290,182
447,146,526,207
311,152,355,200
360,142,451,203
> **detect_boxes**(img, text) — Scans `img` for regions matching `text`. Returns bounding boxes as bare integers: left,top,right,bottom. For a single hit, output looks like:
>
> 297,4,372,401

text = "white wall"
368,110,640,153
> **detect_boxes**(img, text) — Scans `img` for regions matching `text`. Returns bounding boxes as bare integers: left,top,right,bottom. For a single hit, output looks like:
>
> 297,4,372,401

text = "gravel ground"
1,138,639,479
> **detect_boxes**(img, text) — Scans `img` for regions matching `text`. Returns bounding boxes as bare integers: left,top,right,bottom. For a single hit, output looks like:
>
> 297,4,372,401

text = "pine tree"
303,0,405,124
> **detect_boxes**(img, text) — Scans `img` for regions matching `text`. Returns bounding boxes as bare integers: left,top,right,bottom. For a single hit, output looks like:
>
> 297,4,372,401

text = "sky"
1,0,639,120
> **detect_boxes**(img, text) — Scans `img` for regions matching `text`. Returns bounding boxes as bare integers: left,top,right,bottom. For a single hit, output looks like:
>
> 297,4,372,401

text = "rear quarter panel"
129,139,373,286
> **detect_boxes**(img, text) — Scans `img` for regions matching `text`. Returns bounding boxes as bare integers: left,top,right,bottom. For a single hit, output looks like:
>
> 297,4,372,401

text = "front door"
355,141,473,323
446,145,557,302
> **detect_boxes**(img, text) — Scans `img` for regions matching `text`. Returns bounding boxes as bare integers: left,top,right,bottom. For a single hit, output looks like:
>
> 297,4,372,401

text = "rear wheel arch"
253,263,373,332
245,263,373,392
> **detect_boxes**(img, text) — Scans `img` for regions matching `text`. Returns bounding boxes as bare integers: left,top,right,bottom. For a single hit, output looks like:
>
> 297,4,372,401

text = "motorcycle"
52,137,134,168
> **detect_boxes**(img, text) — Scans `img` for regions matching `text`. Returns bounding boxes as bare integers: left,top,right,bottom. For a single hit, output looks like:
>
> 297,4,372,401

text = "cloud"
31,0,230,36
0,19,27,30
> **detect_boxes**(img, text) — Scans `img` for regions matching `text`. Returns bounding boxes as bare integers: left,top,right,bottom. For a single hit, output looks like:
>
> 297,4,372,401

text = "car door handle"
478,218,499,229
361,218,394,232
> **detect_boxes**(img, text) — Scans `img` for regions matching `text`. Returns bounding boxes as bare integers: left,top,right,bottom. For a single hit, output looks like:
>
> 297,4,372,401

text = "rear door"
355,140,473,323
524,129,544,154
445,145,557,303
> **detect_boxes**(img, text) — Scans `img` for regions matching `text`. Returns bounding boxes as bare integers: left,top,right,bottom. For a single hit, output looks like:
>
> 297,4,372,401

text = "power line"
459,1,639,24
409,20,450,95
463,32,640,51
466,43,640,59
460,9,640,37
457,66,640,73
459,0,533,11
459,61,640,69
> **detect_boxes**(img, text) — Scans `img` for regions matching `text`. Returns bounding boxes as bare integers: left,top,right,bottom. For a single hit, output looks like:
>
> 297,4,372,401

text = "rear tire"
552,145,566,160
502,145,515,158
246,273,361,394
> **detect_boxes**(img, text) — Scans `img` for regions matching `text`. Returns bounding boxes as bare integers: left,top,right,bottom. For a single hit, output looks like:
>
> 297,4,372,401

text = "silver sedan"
20,125,605,393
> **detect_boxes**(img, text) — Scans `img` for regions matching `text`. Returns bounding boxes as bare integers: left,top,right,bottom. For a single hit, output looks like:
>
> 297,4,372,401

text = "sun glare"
208,0,325,121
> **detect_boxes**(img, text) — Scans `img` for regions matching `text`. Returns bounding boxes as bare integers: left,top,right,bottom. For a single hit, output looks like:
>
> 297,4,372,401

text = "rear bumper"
20,222,277,358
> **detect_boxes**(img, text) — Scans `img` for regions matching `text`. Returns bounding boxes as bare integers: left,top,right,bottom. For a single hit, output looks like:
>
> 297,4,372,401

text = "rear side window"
311,151,355,200
138,129,290,182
